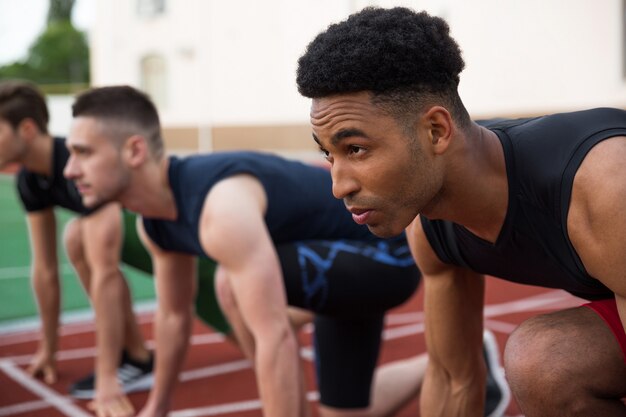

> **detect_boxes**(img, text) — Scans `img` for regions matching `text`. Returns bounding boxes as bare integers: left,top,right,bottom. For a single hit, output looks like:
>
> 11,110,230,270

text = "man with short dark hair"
297,6,626,416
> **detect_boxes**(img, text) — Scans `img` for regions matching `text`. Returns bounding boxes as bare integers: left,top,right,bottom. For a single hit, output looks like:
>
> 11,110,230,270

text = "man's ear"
124,135,149,168
423,106,453,155
17,118,39,141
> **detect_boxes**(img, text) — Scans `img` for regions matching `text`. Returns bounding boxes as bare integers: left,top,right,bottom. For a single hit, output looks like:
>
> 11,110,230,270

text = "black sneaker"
483,330,511,417
69,350,154,399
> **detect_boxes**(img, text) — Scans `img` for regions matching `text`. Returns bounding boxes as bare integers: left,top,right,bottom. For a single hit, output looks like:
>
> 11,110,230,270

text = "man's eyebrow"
312,128,369,147
67,142,89,152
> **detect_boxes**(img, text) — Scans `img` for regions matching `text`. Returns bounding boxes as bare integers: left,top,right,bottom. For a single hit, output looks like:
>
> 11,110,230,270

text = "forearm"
145,306,194,415
421,362,484,417
31,269,60,355
90,269,127,383
254,328,301,417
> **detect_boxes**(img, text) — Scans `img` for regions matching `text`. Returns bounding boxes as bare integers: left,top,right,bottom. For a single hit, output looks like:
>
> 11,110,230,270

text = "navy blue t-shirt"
143,151,380,257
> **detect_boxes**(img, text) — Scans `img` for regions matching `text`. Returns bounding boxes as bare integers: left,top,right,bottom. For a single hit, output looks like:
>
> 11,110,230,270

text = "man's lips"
348,207,372,225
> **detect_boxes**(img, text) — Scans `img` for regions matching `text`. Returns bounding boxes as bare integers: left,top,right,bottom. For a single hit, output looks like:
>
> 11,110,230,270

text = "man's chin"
81,195,103,209
366,223,404,239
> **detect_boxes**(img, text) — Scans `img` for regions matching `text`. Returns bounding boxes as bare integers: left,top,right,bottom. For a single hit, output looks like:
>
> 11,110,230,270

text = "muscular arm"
568,137,626,334
26,208,60,383
407,217,485,417
79,203,134,414
200,175,301,417
137,219,197,417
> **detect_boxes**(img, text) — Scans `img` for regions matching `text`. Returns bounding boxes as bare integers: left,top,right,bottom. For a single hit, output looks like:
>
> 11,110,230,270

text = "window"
140,55,167,109
137,0,165,18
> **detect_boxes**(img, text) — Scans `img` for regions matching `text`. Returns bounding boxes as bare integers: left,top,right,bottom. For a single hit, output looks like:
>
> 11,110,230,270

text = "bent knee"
214,268,236,312
63,218,84,262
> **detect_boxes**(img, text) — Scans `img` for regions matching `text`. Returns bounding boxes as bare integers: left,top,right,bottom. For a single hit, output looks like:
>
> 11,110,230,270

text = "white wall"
90,0,625,127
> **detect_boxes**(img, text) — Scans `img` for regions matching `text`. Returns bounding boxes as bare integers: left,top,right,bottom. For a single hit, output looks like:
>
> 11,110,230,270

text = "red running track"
0,277,585,417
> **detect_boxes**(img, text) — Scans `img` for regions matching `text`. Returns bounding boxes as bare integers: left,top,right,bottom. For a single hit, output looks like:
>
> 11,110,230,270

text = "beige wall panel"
211,125,316,152
163,127,199,150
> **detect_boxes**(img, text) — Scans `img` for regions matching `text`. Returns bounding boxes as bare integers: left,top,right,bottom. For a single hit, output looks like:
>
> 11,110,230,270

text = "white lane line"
0,360,91,417
179,359,252,383
484,290,581,317
0,399,51,416
0,264,74,281
484,318,518,334
169,391,319,417
6,332,228,366
0,302,157,343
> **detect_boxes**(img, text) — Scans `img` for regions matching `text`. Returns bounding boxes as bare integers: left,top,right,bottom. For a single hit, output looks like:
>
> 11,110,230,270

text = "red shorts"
583,298,626,364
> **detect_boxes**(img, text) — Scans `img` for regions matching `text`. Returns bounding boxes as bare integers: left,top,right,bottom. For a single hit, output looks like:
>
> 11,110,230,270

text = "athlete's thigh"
276,239,420,316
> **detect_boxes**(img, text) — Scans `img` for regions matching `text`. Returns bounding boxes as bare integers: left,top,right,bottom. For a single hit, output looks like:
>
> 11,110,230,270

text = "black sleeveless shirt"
421,108,626,300
16,137,91,214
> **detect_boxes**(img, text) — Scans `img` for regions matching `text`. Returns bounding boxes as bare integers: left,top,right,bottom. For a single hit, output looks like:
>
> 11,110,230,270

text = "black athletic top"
16,137,91,214
421,108,626,300
143,151,380,257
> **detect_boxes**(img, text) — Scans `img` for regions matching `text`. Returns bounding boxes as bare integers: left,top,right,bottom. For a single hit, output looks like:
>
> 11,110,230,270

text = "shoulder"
568,136,626,277
16,167,50,212
407,216,455,276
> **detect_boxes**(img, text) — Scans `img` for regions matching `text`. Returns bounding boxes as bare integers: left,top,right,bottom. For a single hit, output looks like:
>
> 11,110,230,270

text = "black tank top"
17,137,91,214
421,108,626,300
143,151,379,257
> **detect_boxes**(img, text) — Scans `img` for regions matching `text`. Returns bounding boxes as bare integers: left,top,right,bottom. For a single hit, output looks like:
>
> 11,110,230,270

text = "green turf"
0,174,156,324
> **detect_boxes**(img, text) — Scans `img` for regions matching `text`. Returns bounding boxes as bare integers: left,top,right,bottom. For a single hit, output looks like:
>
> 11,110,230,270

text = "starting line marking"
0,360,91,417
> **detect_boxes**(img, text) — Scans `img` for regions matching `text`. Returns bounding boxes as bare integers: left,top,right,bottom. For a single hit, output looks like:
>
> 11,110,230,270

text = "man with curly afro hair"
298,6,626,417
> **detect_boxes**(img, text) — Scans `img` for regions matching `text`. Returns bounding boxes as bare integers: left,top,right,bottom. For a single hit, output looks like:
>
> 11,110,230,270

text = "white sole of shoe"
484,329,512,417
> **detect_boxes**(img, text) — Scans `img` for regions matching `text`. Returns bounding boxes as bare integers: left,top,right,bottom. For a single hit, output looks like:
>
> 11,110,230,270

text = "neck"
21,134,54,176
426,122,509,243
121,157,178,220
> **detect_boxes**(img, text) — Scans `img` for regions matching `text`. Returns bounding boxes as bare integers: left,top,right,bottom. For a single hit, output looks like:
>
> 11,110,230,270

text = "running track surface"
0,277,585,417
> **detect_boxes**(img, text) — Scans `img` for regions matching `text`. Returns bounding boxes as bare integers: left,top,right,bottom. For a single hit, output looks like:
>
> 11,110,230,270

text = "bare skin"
0,117,150,417
310,91,626,416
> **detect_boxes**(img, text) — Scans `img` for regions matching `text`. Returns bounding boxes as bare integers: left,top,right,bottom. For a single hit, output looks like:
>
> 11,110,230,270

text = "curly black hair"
296,7,470,126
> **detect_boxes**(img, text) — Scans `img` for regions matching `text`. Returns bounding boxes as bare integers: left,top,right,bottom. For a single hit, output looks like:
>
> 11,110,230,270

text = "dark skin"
311,91,626,416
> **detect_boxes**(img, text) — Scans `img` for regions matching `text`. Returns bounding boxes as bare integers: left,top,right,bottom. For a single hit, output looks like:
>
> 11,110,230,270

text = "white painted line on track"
6,332,229,366
179,359,252,383
483,290,581,317
0,264,74,280
0,360,92,417
0,399,51,416
484,318,518,333
0,301,157,341
169,391,320,417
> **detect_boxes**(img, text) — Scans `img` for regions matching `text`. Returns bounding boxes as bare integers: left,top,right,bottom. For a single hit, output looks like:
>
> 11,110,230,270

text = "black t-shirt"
16,137,91,215
421,107,626,300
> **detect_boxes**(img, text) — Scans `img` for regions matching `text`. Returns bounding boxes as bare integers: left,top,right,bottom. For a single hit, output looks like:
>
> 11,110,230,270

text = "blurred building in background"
83,0,625,157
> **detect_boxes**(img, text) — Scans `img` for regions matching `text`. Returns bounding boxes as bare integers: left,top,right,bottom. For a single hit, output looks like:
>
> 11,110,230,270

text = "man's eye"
319,147,331,160
348,145,363,155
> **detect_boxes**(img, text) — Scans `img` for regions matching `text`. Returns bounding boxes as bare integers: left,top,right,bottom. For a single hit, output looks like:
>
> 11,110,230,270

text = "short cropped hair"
72,85,164,158
0,80,49,134
297,7,470,128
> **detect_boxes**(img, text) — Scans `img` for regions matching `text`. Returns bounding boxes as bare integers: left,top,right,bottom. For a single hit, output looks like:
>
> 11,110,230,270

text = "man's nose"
63,155,79,179
331,160,359,200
